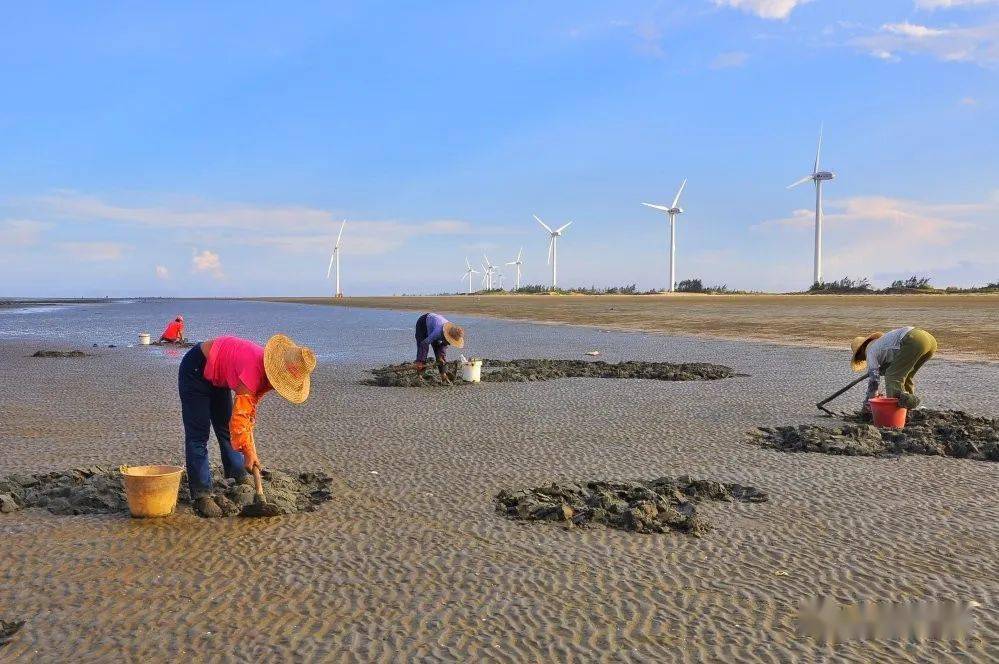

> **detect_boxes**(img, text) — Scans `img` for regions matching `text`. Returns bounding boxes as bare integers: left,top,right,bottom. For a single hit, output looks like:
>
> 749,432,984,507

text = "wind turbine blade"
547,238,554,264
335,219,346,247
506,261,517,266
814,124,823,174
533,214,553,233
787,175,813,189
326,251,335,279
642,203,670,212
465,257,472,270
555,221,572,233
672,178,687,209
517,246,523,262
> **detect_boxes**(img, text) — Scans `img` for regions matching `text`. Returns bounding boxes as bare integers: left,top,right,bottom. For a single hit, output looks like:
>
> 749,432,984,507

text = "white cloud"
712,0,810,20
0,219,48,246
960,96,979,104
32,191,333,232
192,249,223,278
755,195,998,282
883,22,946,38
871,49,900,61
155,265,170,280
853,21,999,66
916,0,999,9
59,241,128,262
710,51,750,68
19,191,477,257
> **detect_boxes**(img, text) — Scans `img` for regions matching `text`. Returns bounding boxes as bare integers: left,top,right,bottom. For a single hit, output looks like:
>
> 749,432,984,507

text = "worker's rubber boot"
898,393,922,410
193,494,223,518
236,475,254,488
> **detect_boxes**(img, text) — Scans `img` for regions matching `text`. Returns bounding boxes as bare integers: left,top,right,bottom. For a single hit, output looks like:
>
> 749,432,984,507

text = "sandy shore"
1,305,997,661
261,294,999,362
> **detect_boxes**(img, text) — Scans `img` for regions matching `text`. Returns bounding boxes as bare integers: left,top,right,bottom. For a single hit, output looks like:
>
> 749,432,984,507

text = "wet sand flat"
1,303,997,662
263,294,999,362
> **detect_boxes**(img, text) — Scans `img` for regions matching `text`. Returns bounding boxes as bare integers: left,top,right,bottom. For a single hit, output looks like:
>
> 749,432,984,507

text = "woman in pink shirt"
178,333,316,517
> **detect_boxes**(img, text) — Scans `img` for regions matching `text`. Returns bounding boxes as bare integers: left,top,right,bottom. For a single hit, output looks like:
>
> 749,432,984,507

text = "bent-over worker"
178,334,316,517
851,326,937,411
413,313,465,383
160,315,185,343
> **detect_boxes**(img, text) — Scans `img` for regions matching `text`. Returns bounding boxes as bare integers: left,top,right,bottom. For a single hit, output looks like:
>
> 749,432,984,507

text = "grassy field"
262,293,999,362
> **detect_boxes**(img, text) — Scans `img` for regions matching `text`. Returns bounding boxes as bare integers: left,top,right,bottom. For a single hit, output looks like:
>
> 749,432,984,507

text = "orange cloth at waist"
230,393,259,459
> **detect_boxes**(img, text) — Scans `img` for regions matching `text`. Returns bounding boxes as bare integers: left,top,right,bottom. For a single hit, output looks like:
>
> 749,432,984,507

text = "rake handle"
816,372,871,411
252,467,266,501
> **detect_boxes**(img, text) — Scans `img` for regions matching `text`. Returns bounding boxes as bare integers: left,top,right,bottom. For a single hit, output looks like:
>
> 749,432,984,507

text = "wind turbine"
642,179,687,293
483,255,498,290
325,219,347,297
788,125,836,285
533,215,572,290
461,258,479,294
506,247,524,291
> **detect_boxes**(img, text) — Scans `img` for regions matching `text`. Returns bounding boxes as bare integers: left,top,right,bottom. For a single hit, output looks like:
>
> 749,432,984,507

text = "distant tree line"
437,275,998,296
807,276,999,294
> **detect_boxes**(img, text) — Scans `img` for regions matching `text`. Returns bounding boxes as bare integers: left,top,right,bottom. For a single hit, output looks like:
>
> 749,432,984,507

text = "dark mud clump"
30,350,89,358
368,359,740,387
0,466,335,517
496,476,768,537
0,619,25,648
150,340,197,348
752,409,999,462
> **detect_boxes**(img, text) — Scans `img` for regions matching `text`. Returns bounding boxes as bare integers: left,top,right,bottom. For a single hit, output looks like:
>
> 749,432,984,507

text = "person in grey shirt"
850,327,938,411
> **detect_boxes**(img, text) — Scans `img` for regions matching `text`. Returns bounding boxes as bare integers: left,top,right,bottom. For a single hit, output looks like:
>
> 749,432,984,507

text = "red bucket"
868,397,907,428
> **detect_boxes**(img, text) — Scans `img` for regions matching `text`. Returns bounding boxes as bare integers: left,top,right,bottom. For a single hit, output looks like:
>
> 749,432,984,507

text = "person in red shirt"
160,315,186,343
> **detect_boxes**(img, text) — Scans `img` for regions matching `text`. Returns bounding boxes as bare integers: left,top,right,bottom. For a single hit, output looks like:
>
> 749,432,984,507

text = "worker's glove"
897,393,921,409
413,362,425,374
243,448,261,473
440,372,453,385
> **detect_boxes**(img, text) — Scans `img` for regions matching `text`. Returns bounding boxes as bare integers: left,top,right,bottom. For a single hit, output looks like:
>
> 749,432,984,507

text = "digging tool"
239,467,281,518
816,371,871,416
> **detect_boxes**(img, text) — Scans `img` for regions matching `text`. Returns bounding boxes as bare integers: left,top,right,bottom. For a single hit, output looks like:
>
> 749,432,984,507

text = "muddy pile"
0,619,24,648
150,340,197,348
752,409,999,462
0,466,335,517
368,359,740,387
496,476,768,536
30,350,88,358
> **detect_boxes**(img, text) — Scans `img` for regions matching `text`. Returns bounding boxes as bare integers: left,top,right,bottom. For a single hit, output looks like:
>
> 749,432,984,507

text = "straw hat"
443,322,465,349
263,334,317,404
850,332,883,372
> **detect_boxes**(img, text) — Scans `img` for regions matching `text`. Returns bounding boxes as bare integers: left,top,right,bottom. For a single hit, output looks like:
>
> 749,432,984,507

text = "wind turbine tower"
642,179,687,292
788,126,836,285
462,258,479,294
326,219,347,297
506,247,524,291
533,215,573,290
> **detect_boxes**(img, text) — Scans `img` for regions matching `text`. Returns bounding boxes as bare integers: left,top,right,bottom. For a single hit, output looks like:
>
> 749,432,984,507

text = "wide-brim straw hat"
443,322,465,349
264,334,316,404
850,332,883,372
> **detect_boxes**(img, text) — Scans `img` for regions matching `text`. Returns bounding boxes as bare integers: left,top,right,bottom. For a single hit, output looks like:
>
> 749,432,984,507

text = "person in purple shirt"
413,313,465,382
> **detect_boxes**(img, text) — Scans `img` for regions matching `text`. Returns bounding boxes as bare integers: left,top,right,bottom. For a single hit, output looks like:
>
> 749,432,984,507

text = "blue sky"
2,0,997,296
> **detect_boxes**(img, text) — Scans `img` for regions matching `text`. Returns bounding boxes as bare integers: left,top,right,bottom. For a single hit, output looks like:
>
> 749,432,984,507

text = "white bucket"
138,333,151,346
461,359,482,383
